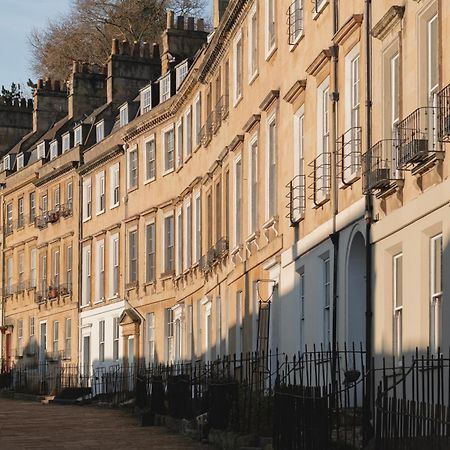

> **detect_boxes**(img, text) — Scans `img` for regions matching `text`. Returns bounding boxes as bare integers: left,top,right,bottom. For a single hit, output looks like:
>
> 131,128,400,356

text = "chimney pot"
177,16,185,29
167,10,175,29
152,43,160,59
20,98,26,108
121,40,130,55
196,18,205,31
27,99,33,108
53,80,61,91
187,17,195,31
112,38,120,55
142,42,151,59
37,79,44,89
132,41,140,57
44,78,52,89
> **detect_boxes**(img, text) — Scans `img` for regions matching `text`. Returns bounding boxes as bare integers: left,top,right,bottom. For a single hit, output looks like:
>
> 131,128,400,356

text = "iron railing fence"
438,84,450,142
308,152,331,206
337,126,362,185
286,174,306,225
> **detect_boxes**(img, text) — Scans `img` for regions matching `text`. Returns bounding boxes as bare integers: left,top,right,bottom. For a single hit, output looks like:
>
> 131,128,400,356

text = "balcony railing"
287,0,304,45
60,202,73,218
216,94,229,122
34,203,72,229
207,246,217,266
397,106,437,168
286,174,306,225
35,213,49,229
215,237,229,257
362,139,398,194
35,283,72,304
308,152,331,206
438,83,450,142
199,112,214,146
199,254,210,272
337,126,362,185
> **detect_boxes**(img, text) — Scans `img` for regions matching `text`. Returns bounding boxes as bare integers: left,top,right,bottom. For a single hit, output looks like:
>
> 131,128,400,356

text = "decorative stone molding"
259,90,280,112
333,14,364,45
283,80,307,104
306,49,332,77
372,6,405,40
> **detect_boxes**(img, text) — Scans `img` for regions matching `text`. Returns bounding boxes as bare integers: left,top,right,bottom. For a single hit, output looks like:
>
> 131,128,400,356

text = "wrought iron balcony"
337,127,362,185
362,140,397,194
199,113,213,147
216,94,229,121
207,246,217,265
397,107,437,168
286,174,306,225
199,255,210,273
438,83,450,142
60,202,73,218
287,0,304,45
215,237,229,257
308,152,331,206
34,283,72,304
34,213,49,229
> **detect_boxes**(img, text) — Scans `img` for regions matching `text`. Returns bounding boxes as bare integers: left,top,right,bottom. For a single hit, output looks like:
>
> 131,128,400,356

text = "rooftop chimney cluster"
166,11,205,32
111,39,160,60
72,61,107,75
36,78,67,93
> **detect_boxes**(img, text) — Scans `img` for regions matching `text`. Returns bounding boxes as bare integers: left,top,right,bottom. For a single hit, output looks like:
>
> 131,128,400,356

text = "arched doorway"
347,232,366,347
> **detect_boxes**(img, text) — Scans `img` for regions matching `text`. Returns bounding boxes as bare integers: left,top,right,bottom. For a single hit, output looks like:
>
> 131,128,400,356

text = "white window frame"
194,94,202,148
113,317,120,360
141,86,152,115
128,228,138,284
62,133,71,152
144,135,156,183
83,178,92,221
248,135,258,235
248,4,258,83
127,146,138,190
37,142,46,160
53,320,59,356
313,0,329,18
393,253,403,360
145,221,156,283
81,245,91,307
95,171,105,215
30,248,37,288
266,112,278,220
147,312,155,363
66,245,72,290
29,316,36,355
65,318,71,359
176,61,189,91
184,106,193,160
184,199,192,271
99,320,105,362
430,234,443,354
3,155,11,171
176,119,183,169
165,307,174,362
233,30,243,105
96,121,105,143
193,190,201,263
119,104,129,127
293,106,305,222
176,207,183,276
160,73,171,102
109,233,119,298
16,153,24,170
265,0,277,59
316,77,330,203
74,126,82,146
109,162,120,208
17,319,24,357
344,46,360,180
162,124,175,175
95,239,105,303
234,154,242,248
163,212,175,275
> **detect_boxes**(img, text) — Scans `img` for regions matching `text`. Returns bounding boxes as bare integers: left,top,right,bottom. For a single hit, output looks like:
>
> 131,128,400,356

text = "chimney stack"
32,78,68,133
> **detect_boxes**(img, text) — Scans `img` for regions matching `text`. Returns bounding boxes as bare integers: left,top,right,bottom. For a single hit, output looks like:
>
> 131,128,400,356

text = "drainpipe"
330,0,340,407
364,0,374,443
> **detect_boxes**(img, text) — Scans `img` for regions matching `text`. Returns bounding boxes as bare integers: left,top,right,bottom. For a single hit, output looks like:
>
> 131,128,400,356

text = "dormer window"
50,140,58,160
16,153,24,170
3,155,11,171
160,74,171,102
74,126,83,146
176,61,189,91
96,121,105,143
37,142,46,160
120,104,129,127
141,86,152,115
62,133,71,152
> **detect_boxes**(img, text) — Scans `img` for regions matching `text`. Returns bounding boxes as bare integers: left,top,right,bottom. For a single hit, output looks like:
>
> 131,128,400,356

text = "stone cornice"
228,134,244,152
333,14,364,45
34,161,78,187
242,114,261,133
306,49,332,77
283,80,307,104
259,90,280,112
78,145,123,176
372,6,405,40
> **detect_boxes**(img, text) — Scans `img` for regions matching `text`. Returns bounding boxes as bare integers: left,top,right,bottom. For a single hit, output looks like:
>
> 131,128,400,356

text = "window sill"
248,71,259,86
160,272,174,281
184,153,192,164
96,209,105,216
313,1,329,20
340,172,360,188
162,168,175,177
246,231,259,244
83,217,92,223
289,33,304,52
93,299,105,305
125,282,138,291
127,186,138,194
110,203,119,210
233,95,243,109
230,244,243,256
262,215,278,230
265,45,277,62
144,177,156,186
107,294,119,301
80,303,91,309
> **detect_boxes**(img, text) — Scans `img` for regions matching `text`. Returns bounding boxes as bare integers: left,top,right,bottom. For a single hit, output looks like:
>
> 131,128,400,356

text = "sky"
0,0,212,96
0,0,72,93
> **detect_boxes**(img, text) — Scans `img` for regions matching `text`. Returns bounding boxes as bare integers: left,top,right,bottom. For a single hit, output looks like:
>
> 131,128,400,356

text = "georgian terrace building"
1,0,449,369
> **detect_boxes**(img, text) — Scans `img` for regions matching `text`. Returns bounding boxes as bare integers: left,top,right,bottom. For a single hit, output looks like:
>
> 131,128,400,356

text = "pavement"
0,398,215,449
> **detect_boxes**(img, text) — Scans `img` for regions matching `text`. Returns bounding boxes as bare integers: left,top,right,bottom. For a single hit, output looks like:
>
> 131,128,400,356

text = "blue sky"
0,0,72,92
0,0,212,95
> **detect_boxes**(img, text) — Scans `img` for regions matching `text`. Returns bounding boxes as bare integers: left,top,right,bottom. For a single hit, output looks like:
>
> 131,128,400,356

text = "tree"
0,83,25,102
29,0,208,81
